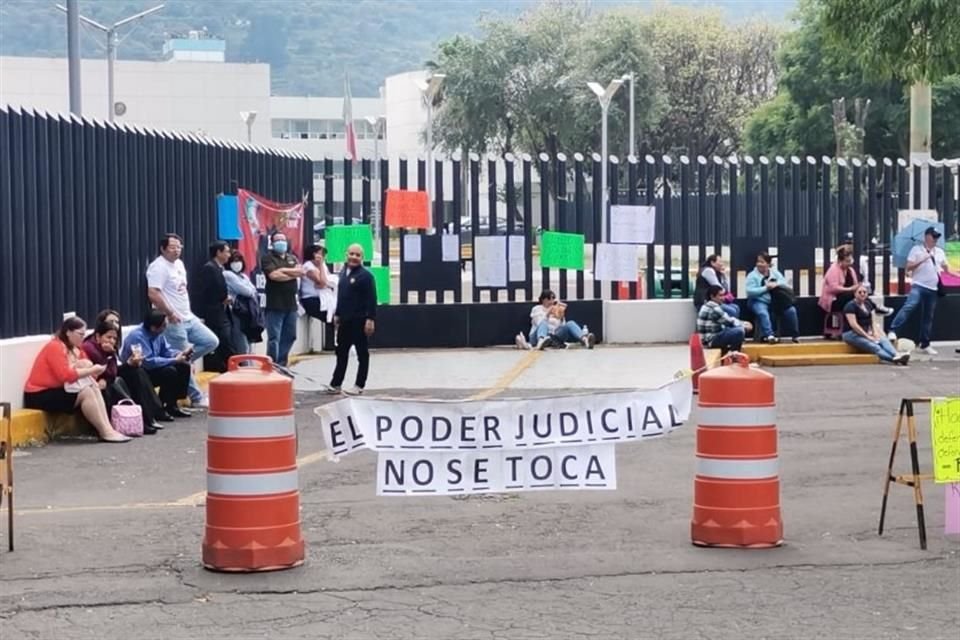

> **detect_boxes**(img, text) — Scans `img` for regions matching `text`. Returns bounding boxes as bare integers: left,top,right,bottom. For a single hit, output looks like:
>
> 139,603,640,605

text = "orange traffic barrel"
691,359,783,548
202,355,305,572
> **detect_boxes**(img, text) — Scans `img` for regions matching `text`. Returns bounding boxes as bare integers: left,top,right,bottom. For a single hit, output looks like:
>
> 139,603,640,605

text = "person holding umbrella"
888,226,953,355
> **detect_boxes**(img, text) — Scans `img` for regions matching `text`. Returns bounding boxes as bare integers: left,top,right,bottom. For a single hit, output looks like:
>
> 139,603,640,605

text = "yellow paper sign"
931,397,960,483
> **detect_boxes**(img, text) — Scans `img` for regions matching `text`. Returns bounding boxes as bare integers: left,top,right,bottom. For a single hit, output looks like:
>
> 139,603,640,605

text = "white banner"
376,444,616,496
317,378,691,458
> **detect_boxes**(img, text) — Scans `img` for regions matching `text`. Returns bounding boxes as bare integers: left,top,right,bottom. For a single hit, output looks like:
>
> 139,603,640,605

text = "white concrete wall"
0,56,271,143
269,95,384,161
0,317,321,412
603,299,697,344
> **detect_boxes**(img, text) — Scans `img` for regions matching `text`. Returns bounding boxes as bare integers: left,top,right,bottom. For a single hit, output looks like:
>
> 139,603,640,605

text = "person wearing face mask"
194,240,235,372
260,232,304,366
223,250,261,354
326,243,377,395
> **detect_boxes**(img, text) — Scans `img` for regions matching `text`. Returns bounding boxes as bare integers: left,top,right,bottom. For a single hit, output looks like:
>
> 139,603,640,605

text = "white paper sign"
403,234,422,262
594,243,640,281
508,234,526,282
474,235,507,288
442,234,460,262
376,444,616,496
610,205,656,244
317,378,692,457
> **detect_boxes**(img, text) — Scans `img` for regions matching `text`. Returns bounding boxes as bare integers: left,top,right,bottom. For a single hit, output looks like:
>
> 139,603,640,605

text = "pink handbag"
111,399,143,437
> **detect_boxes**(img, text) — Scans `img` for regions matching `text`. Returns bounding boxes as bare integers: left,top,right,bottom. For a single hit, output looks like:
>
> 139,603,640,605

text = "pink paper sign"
946,483,960,536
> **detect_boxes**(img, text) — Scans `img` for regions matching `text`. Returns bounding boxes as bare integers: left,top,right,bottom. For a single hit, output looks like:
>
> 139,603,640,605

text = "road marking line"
18,351,541,516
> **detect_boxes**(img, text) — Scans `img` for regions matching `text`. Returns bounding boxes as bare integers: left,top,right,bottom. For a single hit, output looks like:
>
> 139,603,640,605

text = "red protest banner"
236,189,305,276
385,189,430,229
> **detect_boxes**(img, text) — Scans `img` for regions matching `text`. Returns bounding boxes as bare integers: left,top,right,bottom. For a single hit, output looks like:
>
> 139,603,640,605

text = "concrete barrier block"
603,299,696,344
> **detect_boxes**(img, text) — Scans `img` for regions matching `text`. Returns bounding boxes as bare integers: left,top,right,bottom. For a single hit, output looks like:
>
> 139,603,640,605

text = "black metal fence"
0,106,314,339
322,152,957,303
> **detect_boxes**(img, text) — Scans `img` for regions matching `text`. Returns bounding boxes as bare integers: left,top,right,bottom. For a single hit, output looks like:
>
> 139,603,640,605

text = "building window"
271,118,384,141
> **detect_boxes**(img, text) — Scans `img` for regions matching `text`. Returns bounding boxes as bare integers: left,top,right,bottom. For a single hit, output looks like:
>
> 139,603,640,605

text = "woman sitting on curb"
843,285,909,365
516,289,595,350
745,252,800,344
23,316,131,443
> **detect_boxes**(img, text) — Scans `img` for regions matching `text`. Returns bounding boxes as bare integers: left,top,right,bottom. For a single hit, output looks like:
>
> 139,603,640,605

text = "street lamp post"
240,111,257,143
55,3,165,123
587,78,624,243
365,115,386,230
622,72,635,158
414,73,445,205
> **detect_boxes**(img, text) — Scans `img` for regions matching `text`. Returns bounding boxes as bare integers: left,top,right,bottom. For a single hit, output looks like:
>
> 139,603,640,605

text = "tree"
632,5,781,157
743,0,960,159
817,0,960,158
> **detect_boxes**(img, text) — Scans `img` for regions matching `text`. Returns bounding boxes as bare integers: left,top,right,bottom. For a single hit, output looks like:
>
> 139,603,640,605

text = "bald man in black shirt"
327,243,377,395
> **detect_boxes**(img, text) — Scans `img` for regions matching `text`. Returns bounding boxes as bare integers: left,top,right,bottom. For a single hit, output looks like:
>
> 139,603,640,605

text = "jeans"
164,317,219,402
890,285,938,348
750,300,799,339
529,320,583,344
721,303,740,318
265,309,298,366
706,326,745,354
842,331,898,362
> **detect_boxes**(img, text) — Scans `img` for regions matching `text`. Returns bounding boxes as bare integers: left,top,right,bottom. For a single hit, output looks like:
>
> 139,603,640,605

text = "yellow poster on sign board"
931,397,960,483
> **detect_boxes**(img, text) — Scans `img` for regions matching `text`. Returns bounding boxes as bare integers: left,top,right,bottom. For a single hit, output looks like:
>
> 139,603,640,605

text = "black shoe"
156,412,175,422
143,425,159,435
166,406,192,418
149,420,165,431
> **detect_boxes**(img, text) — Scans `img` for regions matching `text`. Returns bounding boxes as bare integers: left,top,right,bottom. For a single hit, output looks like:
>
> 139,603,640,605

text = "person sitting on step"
843,285,909,365
697,285,754,355
745,252,800,344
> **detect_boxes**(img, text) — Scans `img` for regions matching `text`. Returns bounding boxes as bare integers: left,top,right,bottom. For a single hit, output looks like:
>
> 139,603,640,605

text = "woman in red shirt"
23,317,131,443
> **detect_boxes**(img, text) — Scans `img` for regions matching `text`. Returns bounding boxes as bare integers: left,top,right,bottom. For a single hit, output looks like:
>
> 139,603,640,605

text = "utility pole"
66,0,82,114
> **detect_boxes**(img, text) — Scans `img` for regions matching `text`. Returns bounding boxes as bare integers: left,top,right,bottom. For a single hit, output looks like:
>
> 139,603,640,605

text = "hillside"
0,0,795,97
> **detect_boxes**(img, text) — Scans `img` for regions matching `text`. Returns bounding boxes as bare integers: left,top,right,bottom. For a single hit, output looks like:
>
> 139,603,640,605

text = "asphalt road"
2,358,959,639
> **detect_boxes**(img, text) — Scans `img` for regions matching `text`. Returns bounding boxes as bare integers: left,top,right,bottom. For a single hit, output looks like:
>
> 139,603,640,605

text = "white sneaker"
322,384,342,394
535,336,549,351
515,333,531,350
893,352,910,366
875,305,894,316
887,331,897,342
343,386,364,396
191,394,209,409
918,346,938,355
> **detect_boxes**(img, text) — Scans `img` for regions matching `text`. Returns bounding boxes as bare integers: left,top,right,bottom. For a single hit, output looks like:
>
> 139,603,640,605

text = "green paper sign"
369,265,391,305
539,231,585,270
325,224,374,263
946,241,960,270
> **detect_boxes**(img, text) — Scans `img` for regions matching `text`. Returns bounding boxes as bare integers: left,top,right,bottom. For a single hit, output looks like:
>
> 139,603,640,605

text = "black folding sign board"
400,233,461,294
777,236,816,271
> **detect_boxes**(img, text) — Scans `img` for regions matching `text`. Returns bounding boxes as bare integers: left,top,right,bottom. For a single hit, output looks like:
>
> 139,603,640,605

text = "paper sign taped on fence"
325,224,374,264
931,397,960,483
539,231,585,270
317,377,691,457
594,243,640,281
369,265,391,305
474,235,508,287
403,234,422,262
610,205,656,244
385,189,430,229
376,444,616,496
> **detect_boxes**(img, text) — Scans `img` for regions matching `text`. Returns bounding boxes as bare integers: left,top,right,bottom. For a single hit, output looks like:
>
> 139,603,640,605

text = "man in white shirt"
146,234,220,407
888,226,953,355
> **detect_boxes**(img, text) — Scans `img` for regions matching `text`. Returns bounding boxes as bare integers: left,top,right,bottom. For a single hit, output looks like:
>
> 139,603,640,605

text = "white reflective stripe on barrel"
697,406,777,427
696,457,779,479
207,415,296,438
207,469,299,495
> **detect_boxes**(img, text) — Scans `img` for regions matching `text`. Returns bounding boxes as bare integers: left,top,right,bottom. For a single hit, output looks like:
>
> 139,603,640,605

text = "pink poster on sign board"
946,483,960,536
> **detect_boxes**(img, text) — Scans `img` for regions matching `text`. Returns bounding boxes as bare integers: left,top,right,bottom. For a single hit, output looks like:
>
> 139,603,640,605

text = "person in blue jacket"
120,310,193,417
745,252,800,344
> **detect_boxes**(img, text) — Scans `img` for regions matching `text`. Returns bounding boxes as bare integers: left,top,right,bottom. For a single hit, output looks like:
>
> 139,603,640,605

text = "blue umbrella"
891,219,945,268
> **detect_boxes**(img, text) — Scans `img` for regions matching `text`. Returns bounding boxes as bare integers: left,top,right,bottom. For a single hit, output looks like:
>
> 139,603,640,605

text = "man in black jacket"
328,243,377,395
194,240,234,372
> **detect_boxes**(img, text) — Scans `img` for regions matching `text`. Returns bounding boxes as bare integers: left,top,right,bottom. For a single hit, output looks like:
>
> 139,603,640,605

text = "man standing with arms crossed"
260,231,304,367
146,234,219,408
327,243,377,395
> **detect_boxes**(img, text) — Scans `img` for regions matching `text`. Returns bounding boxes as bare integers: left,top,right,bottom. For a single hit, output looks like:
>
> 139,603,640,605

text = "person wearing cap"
888,226,953,355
